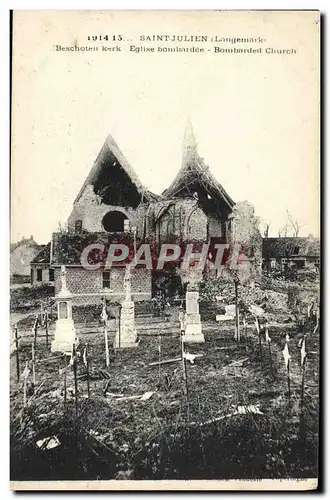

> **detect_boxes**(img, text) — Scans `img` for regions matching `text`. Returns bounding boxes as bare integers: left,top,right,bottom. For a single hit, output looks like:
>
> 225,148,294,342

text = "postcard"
10,10,320,491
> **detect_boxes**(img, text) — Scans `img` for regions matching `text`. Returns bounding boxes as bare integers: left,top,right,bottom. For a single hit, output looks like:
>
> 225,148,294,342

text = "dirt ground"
10,302,319,481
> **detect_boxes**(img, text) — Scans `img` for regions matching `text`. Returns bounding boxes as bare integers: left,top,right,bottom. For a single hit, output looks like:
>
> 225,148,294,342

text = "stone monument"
183,283,204,343
51,266,76,353
115,264,138,348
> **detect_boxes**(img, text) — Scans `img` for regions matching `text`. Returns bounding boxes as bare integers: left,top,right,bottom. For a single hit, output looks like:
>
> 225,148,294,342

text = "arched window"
102,210,129,232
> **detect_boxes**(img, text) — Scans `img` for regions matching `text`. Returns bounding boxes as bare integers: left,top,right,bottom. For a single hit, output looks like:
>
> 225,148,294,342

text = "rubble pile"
200,277,288,314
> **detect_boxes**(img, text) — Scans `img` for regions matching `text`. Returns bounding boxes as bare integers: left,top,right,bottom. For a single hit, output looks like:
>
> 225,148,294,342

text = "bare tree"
286,210,304,237
278,222,289,238
57,221,68,233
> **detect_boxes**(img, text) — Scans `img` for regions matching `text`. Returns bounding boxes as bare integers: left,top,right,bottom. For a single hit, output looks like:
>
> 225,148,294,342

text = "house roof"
162,121,235,211
262,237,320,259
51,232,136,266
74,134,158,204
31,242,52,264
10,238,43,276
10,237,39,253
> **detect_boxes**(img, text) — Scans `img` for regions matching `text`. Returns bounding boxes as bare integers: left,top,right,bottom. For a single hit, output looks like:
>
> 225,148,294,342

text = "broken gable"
162,121,234,218
75,135,155,209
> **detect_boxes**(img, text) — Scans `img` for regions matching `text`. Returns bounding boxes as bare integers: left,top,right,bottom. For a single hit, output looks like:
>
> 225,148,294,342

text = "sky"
11,11,320,244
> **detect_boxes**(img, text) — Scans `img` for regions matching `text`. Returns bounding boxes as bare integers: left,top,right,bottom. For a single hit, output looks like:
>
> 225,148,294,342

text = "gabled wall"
67,185,146,235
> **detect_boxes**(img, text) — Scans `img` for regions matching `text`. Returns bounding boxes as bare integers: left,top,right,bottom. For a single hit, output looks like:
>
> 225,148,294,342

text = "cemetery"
10,125,320,482
10,264,319,481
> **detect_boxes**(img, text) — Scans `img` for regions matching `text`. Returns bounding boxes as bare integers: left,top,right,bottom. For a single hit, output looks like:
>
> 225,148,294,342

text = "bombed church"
31,122,262,305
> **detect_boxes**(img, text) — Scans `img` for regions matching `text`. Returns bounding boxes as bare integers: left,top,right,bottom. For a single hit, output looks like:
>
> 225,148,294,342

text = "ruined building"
32,122,250,304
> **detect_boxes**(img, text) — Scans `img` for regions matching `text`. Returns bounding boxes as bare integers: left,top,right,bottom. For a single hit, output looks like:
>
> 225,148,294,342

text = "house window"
75,220,83,233
37,269,42,282
293,246,300,255
102,271,111,289
49,269,55,282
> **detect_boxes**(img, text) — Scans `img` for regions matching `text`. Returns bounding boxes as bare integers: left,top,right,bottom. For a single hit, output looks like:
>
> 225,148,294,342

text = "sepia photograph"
10,10,320,490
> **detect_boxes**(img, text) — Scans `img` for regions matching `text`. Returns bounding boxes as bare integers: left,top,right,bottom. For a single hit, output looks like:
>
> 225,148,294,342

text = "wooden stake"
181,331,189,418
23,361,29,406
14,326,20,382
63,354,67,410
300,357,306,412
243,314,248,345
31,341,36,387
118,306,122,349
45,311,49,351
299,336,307,440
104,326,110,367
265,322,273,372
33,315,38,350
23,378,27,406
287,359,291,408
72,344,79,418
113,316,117,357
256,317,262,361
85,343,90,399
237,305,240,342
234,278,240,342
158,333,162,383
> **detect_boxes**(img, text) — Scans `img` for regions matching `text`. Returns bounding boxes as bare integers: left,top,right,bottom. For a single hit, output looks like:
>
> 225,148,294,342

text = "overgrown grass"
10,317,319,481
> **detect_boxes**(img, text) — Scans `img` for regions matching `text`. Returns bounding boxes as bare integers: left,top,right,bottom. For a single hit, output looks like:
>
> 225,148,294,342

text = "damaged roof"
162,121,235,210
74,134,159,205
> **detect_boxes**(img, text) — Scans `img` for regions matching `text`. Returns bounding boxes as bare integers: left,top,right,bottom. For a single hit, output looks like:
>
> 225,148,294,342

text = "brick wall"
54,266,152,305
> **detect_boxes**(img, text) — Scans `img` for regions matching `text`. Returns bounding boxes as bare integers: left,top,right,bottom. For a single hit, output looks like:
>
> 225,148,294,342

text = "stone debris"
140,391,155,401
36,436,61,450
107,391,155,402
223,358,249,369
183,352,203,364
235,405,264,415
249,304,265,317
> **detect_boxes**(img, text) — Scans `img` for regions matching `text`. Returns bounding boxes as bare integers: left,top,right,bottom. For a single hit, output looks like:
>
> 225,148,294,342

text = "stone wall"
207,213,225,239
186,205,208,240
228,201,262,283
67,185,143,235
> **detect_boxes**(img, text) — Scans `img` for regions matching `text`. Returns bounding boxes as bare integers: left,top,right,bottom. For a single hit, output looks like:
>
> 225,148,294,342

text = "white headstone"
52,267,76,352
183,286,204,343
186,291,199,314
115,265,137,348
124,264,132,302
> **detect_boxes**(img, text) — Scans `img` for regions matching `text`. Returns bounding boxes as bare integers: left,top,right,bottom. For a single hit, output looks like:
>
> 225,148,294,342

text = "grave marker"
52,266,76,353
183,284,204,343
115,265,138,348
